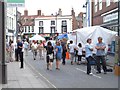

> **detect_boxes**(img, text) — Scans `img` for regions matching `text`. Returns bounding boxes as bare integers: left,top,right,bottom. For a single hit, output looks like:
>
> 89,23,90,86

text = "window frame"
39,21,43,26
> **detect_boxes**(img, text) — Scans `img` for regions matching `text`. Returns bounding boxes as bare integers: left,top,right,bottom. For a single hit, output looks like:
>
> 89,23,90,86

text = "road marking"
26,62,57,88
76,68,102,79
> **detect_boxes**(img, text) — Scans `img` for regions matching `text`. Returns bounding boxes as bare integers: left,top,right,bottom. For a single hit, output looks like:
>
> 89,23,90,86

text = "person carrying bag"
46,41,54,70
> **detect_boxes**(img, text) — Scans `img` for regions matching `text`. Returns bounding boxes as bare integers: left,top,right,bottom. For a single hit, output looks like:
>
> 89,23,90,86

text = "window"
62,20,67,26
39,21,43,26
62,27,67,33
39,27,44,33
50,27,55,33
28,26,30,32
113,0,118,2
12,18,13,30
51,21,55,25
99,0,102,10
106,0,110,7
32,26,34,32
94,0,98,12
25,26,27,32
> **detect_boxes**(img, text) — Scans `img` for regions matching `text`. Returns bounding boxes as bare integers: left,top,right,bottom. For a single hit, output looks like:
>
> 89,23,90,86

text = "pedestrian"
9,40,14,62
38,41,44,59
6,41,10,63
85,38,94,75
46,41,54,70
77,43,83,65
31,41,38,60
17,39,24,68
55,41,62,70
95,37,107,74
14,40,18,61
69,40,77,65
24,40,29,56
61,39,67,65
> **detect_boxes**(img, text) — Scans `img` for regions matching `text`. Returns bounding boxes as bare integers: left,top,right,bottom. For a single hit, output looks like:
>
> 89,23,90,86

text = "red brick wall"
92,1,118,26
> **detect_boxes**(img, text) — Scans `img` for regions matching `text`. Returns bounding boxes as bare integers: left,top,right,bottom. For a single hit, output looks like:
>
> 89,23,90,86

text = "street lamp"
55,12,59,34
0,1,7,84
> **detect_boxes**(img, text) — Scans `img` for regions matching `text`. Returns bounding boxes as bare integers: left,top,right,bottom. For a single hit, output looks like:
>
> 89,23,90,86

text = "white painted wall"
34,15,72,34
6,7,17,43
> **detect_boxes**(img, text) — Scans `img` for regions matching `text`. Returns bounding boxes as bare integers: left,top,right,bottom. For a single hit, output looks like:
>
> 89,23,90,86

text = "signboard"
7,0,25,7
103,12,118,23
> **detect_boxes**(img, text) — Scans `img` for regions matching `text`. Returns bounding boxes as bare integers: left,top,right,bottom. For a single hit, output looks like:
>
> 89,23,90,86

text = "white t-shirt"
69,44,76,53
32,43,38,50
78,47,83,55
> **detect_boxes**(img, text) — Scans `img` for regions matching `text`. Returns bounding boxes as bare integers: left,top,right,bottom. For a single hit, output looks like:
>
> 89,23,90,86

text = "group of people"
6,36,108,75
6,39,28,68
45,36,108,75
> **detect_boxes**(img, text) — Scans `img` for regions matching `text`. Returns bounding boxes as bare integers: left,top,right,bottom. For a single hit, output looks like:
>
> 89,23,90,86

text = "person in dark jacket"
46,41,54,70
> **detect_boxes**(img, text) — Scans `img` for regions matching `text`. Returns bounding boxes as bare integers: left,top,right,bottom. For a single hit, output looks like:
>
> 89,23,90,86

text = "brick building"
92,0,118,32
20,9,78,39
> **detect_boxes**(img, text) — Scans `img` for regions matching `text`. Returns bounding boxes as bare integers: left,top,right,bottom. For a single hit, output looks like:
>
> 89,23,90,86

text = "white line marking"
26,62,57,88
76,68,102,79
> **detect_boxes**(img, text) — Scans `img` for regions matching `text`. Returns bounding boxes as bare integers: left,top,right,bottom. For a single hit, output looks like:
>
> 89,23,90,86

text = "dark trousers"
15,49,18,61
78,55,82,61
20,52,24,68
62,53,66,64
96,56,107,72
86,56,93,74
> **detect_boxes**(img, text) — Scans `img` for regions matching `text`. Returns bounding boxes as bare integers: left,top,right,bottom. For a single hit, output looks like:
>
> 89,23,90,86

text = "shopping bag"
66,52,70,60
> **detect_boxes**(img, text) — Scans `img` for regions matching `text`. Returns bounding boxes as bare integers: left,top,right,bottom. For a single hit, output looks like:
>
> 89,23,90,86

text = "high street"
24,51,118,88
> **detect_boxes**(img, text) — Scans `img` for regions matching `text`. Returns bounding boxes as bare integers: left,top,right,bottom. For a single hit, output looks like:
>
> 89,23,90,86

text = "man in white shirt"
69,40,77,65
31,41,38,60
24,40,29,56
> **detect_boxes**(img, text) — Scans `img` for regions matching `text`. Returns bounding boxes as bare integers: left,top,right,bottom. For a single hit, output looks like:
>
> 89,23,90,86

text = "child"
77,43,83,65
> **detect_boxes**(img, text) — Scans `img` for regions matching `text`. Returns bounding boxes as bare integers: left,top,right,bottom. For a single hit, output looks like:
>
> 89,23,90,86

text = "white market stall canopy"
29,34,45,41
68,26,117,47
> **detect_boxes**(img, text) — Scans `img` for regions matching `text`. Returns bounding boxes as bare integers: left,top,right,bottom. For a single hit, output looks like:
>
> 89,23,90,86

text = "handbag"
49,53,53,59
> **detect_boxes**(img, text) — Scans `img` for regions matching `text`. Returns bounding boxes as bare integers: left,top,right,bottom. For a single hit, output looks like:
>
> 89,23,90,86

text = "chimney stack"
58,8,62,16
37,10,41,16
24,10,28,16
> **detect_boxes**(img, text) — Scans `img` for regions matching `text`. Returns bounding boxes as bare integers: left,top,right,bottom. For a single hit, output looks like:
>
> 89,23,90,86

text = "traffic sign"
7,0,25,7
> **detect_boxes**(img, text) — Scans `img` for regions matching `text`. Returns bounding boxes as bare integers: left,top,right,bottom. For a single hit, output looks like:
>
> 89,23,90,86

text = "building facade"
6,7,17,43
92,0,118,31
34,15,72,34
20,9,76,40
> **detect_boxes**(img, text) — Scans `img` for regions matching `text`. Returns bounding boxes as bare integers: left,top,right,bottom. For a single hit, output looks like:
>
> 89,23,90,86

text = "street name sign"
7,0,25,7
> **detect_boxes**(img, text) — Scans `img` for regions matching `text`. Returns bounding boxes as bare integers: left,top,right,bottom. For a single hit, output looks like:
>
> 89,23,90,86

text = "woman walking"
9,40,14,62
46,41,54,70
77,43,83,65
55,41,62,70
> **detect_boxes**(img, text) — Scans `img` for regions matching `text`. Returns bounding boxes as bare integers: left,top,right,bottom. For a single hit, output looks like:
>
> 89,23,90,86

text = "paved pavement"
1,61,53,88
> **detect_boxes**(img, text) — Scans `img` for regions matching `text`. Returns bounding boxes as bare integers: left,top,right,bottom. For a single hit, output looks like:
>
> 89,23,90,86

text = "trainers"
87,72,93,75
96,71,101,74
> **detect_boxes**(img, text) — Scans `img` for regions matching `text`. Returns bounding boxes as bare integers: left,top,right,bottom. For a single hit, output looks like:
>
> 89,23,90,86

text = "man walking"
95,37,107,74
17,39,24,68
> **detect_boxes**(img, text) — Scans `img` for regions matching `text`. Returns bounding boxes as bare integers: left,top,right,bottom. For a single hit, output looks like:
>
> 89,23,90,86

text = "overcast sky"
18,0,86,16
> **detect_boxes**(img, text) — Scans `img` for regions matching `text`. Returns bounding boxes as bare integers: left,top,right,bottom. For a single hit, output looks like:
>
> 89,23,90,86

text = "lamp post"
118,0,120,65
55,13,59,35
0,1,7,84
83,2,87,27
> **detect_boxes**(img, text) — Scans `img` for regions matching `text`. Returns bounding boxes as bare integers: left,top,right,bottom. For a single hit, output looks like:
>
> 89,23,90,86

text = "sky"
18,0,86,16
